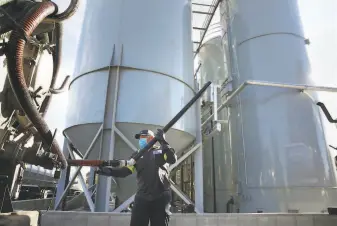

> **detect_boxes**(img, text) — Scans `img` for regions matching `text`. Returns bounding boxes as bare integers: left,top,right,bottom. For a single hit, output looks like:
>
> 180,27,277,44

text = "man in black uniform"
96,129,177,226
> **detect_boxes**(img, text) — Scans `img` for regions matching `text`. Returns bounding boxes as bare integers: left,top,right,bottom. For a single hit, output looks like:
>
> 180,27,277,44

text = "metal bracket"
53,124,103,210
68,145,95,212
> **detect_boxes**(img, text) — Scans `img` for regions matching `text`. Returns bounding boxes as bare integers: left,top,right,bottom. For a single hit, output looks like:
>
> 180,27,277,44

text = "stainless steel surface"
66,0,197,155
65,0,198,212
219,0,337,212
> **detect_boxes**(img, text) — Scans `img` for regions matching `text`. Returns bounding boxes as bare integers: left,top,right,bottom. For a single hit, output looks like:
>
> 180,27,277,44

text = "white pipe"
202,80,337,127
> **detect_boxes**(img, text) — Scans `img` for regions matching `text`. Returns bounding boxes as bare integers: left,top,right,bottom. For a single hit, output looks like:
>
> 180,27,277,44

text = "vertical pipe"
194,81,204,213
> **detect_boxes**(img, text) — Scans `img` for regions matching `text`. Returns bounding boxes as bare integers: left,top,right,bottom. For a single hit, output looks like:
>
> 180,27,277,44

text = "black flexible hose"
6,2,67,169
47,0,80,22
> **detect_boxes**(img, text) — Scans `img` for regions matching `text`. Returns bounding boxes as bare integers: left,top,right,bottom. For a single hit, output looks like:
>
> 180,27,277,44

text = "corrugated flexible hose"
6,1,67,169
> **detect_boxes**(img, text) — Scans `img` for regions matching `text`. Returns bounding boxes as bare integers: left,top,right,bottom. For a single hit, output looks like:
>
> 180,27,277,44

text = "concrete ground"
40,211,337,226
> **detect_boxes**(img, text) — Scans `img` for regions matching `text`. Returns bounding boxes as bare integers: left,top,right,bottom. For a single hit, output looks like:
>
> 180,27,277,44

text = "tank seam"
238,32,306,47
69,66,196,94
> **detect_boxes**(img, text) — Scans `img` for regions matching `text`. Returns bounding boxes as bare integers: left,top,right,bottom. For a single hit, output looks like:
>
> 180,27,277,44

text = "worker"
96,129,177,226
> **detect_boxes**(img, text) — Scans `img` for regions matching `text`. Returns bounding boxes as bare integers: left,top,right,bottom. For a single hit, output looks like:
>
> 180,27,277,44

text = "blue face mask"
139,138,147,149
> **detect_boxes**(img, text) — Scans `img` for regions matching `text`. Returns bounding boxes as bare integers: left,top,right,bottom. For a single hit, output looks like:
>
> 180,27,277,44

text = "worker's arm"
155,129,177,164
161,143,177,164
96,165,135,178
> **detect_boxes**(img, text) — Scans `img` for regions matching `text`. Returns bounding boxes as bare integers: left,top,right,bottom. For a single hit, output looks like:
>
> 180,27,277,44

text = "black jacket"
98,144,177,201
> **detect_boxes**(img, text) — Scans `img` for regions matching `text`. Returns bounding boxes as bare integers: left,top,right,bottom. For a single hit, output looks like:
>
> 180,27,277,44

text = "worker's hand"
155,129,168,144
95,167,107,175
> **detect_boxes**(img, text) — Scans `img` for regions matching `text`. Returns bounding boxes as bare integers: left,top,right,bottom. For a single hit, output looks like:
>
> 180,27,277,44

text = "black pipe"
226,196,234,213
6,1,67,169
317,102,337,123
47,0,80,22
130,81,212,163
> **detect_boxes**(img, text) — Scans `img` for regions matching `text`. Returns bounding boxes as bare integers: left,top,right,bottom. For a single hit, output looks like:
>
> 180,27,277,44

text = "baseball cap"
134,130,155,139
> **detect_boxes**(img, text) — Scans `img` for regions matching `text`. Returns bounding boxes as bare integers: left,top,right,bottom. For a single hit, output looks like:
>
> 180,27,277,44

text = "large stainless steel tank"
198,8,237,212
65,0,196,210
220,0,337,213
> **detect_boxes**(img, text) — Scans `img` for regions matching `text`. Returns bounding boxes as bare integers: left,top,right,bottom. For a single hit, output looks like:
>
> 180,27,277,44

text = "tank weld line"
64,122,196,139
238,32,306,46
69,65,196,93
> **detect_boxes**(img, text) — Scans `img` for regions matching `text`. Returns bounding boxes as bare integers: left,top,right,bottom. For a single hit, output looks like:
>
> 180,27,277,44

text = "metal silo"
198,8,237,212
64,0,197,211
217,0,337,213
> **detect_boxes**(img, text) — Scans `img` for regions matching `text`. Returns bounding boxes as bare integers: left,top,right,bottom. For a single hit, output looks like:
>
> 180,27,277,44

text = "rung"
192,10,213,15
193,27,207,31
192,3,214,7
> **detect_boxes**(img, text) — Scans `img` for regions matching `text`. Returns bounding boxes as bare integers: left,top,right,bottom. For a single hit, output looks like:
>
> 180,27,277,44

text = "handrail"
202,80,337,127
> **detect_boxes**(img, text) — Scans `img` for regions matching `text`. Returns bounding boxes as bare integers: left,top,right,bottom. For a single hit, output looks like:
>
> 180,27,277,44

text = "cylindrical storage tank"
221,0,337,213
64,0,196,207
199,9,237,212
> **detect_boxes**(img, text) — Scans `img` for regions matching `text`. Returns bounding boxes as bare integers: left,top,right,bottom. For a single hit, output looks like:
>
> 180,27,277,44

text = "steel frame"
55,0,221,213
57,36,208,213
54,124,103,210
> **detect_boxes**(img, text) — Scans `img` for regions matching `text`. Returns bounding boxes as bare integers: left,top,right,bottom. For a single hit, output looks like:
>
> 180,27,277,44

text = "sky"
42,0,337,175
44,0,87,146
297,0,337,150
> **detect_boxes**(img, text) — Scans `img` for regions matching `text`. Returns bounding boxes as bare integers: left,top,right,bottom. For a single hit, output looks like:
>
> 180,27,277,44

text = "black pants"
130,193,170,226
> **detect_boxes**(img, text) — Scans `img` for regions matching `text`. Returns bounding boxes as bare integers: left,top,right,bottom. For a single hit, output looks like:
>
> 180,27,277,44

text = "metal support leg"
54,125,103,210
68,146,95,212
88,168,96,188
55,142,69,206
194,82,204,213
95,44,122,212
